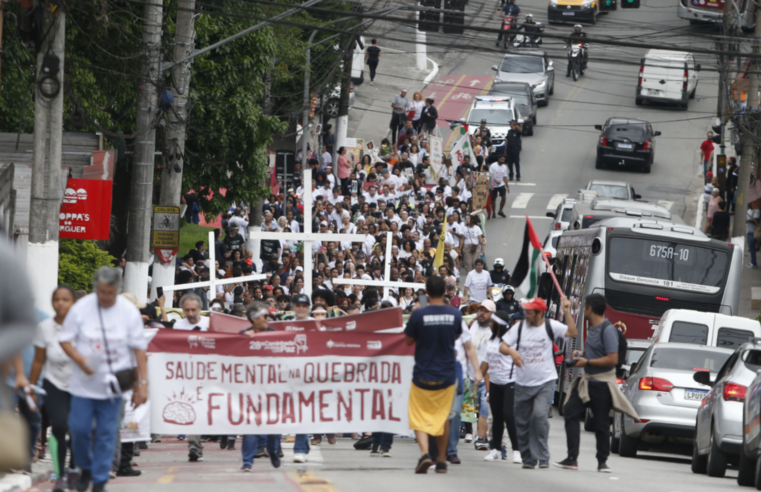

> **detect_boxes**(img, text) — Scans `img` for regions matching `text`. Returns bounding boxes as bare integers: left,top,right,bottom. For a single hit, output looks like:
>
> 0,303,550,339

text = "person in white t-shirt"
468,300,496,450
463,258,493,304
488,156,510,219
59,267,148,492
448,318,483,462
173,293,211,331
500,297,577,469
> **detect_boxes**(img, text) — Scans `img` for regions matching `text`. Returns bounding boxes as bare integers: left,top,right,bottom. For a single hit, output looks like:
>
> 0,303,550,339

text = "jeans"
703,159,709,177
294,434,311,454
69,396,122,486
749,232,758,266
447,390,464,456
368,60,378,81
475,381,489,418
507,148,521,180
488,382,518,451
371,432,393,448
514,381,555,465
241,435,280,466
16,391,41,468
563,380,612,464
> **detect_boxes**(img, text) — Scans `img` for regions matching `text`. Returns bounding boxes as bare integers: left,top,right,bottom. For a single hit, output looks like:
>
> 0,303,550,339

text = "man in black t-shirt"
223,226,246,258
365,39,381,85
711,201,730,240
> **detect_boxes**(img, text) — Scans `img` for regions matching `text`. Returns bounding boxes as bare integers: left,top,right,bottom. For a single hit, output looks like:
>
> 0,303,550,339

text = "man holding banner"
404,276,462,474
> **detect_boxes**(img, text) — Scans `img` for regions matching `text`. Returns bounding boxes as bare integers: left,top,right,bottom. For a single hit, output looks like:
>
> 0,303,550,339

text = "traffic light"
621,0,640,8
443,0,466,35
419,0,441,32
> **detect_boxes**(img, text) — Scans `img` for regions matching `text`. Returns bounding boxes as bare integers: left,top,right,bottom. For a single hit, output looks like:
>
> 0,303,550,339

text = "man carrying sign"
404,276,462,474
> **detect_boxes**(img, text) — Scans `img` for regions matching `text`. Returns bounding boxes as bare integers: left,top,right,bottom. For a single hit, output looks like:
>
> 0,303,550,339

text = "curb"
0,467,52,492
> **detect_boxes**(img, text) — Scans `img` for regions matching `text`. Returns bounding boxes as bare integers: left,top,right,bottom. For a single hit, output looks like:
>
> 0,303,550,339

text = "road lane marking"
511,182,536,186
658,200,673,211
511,193,534,209
287,470,340,492
510,216,552,219
547,194,568,209
435,74,468,116
157,467,179,484
443,77,494,151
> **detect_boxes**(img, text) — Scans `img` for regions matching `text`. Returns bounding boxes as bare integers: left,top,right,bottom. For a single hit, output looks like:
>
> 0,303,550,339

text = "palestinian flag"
509,216,544,298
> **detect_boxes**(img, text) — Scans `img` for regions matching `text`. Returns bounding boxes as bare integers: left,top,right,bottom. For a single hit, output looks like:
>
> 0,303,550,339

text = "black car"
488,81,538,136
595,117,661,173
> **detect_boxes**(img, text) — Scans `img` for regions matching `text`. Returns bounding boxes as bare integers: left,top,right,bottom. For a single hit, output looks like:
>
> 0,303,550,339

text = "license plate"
648,89,660,96
563,11,575,15
617,143,633,150
684,389,709,401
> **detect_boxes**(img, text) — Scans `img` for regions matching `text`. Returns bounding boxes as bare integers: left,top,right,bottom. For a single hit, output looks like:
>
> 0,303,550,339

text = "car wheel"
692,439,708,474
533,114,537,125
323,99,340,119
618,419,638,458
527,123,534,136
549,84,554,96
643,164,651,174
739,447,756,486
595,159,603,169
539,99,548,107
754,452,761,489
584,408,594,432
707,428,728,477
635,97,643,106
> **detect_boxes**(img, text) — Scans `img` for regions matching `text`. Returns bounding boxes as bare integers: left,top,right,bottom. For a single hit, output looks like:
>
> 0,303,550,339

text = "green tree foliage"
58,239,117,292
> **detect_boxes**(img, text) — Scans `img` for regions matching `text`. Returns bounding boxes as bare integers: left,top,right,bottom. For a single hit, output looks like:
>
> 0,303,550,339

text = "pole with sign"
151,206,181,263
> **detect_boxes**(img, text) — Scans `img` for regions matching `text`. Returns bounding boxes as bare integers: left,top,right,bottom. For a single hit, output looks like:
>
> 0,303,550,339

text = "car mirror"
546,212,556,218
695,64,701,71
654,131,662,136
693,371,713,387
547,65,554,72
548,60,554,66
491,65,498,71
594,125,603,131
634,194,642,200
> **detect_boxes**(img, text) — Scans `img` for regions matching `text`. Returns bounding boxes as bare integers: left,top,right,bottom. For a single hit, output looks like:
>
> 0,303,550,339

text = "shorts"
476,380,490,418
491,186,507,198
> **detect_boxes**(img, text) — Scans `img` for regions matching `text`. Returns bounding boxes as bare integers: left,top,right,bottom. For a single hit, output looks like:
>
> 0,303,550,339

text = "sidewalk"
0,461,52,492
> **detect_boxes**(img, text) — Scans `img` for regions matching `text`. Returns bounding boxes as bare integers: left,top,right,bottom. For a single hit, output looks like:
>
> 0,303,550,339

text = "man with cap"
291,293,313,463
499,297,577,469
390,89,409,144
473,119,492,149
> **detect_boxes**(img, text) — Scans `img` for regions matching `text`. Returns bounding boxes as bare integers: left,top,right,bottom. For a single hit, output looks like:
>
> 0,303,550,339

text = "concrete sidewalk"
0,460,52,492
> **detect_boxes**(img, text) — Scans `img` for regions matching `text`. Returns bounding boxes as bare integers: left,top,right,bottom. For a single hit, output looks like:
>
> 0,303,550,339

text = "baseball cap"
480,299,496,313
521,297,548,311
292,294,311,306
481,119,487,124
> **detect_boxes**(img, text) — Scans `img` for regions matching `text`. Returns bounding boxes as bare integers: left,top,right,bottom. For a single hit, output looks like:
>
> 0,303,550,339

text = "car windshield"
650,347,730,373
626,348,647,366
491,90,530,105
468,108,512,126
500,56,544,74
589,184,628,199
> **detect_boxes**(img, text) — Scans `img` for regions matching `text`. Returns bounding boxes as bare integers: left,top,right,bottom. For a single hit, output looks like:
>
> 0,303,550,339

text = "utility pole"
0,1,4,97
27,3,64,315
123,0,163,299
732,5,760,239
152,0,196,305
333,38,357,176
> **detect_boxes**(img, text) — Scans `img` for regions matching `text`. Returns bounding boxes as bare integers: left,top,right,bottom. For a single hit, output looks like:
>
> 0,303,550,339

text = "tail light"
723,383,747,402
616,378,624,384
683,69,688,91
600,136,608,146
643,140,651,151
554,222,561,230
638,64,644,86
639,377,674,392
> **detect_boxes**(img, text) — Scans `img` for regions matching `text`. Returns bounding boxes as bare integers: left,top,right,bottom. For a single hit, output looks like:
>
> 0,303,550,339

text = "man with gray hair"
173,293,209,331
59,267,148,492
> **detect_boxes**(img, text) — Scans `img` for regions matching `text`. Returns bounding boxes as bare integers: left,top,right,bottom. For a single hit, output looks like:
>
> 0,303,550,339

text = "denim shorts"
476,380,490,418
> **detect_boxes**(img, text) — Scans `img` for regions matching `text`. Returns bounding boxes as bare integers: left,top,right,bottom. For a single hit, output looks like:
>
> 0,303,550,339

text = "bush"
58,239,117,292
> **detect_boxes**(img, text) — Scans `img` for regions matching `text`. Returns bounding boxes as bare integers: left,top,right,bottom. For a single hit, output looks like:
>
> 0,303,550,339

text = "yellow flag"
433,221,447,270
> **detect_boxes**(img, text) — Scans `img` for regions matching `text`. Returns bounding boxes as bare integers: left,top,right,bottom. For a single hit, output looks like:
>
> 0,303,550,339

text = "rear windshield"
561,209,574,222
717,328,755,349
581,215,610,229
743,349,761,369
491,90,530,105
669,321,709,345
605,125,647,141
588,184,628,200
650,347,731,373
500,56,544,74
626,348,647,366
551,236,560,248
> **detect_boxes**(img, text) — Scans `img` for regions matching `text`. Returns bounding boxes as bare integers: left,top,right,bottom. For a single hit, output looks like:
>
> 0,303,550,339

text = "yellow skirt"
408,383,456,436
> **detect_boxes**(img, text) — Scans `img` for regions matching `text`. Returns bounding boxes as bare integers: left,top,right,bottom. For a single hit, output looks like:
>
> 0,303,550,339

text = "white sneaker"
464,433,473,443
293,453,308,463
484,449,501,461
748,263,758,269
513,451,522,464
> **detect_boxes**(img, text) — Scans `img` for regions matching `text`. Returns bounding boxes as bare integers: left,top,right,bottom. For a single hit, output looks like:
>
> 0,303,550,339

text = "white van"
636,50,700,109
351,36,366,85
653,309,761,349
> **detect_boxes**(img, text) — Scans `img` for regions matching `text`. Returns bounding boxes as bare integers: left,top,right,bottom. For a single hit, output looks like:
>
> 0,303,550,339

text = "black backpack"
603,321,627,370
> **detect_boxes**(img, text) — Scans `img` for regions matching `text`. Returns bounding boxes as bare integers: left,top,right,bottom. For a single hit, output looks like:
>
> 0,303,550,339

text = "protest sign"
148,330,414,435
471,172,491,211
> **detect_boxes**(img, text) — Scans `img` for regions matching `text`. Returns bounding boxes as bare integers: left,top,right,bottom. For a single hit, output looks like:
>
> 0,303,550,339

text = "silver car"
545,197,577,232
491,50,555,107
692,341,761,478
582,180,641,201
612,342,733,458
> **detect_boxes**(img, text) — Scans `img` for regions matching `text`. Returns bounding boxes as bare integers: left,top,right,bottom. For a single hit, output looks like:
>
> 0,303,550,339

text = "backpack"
603,321,627,370
509,319,555,378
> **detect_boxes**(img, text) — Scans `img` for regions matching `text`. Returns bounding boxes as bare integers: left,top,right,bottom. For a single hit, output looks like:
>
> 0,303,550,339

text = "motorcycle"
567,43,586,81
500,16,517,49
512,22,544,48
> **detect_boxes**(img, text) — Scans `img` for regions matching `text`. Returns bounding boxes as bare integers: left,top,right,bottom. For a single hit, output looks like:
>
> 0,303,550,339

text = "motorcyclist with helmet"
517,13,543,46
565,24,588,77
496,285,521,315
496,0,521,46
490,258,511,285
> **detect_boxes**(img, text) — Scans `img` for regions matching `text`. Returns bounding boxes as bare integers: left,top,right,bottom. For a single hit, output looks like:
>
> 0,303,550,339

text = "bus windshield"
608,237,728,294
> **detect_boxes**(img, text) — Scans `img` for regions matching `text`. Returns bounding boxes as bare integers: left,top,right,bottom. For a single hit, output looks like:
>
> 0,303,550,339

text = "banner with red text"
148,330,414,434
207,307,404,334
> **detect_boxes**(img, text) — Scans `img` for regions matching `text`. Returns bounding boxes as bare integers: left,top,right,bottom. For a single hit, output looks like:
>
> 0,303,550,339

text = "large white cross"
161,231,267,302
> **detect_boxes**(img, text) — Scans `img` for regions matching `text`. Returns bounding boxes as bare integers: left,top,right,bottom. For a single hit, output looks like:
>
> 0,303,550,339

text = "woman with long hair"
407,92,425,132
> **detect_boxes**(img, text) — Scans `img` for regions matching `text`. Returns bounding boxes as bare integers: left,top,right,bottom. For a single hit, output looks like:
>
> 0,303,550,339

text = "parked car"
636,50,700,109
738,357,761,486
692,340,761,478
654,309,761,349
595,117,661,173
582,180,641,201
545,197,578,231
611,342,733,458
323,82,355,119
488,81,538,136
491,50,555,106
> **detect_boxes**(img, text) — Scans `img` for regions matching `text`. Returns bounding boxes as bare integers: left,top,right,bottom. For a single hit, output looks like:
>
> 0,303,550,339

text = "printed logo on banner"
188,336,215,349
346,321,357,330
162,390,197,426
63,187,88,204
327,340,362,349
284,325,306,332
367,341,382,350
249,335,308,353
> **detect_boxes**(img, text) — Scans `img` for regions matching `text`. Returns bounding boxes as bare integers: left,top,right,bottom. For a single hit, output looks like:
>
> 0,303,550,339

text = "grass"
179,222,214,258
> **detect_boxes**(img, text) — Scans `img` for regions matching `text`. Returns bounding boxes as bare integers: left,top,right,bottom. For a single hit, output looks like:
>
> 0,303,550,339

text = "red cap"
263,285,274,290
520,297,548,311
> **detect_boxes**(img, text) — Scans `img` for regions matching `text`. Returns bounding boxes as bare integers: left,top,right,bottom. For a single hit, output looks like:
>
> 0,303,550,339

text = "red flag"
485,191,493,216
270,168,280,196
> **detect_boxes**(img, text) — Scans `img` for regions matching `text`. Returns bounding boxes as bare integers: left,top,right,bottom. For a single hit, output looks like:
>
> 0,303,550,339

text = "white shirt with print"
502,319,569,387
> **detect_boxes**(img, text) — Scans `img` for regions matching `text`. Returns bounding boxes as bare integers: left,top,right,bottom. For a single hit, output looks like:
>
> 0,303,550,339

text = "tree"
58,239,117,292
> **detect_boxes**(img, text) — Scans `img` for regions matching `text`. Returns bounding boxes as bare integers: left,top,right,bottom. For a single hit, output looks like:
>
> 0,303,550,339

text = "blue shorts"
476,380,489,418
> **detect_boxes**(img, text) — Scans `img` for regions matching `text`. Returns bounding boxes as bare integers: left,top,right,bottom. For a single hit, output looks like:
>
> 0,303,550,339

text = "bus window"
717,328,754,349
669,321,709,345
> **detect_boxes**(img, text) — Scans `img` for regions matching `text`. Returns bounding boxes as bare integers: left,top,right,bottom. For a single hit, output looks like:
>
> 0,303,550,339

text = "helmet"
502,285,516,296
574,24,583,31
494,258,505,268
526,13,534,20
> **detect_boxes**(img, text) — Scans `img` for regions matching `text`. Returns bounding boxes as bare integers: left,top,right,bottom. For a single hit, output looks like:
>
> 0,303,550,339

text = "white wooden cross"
161,230,267,302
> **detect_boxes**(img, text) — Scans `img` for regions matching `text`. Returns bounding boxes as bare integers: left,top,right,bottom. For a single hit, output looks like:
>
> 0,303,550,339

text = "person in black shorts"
365,39,381,86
